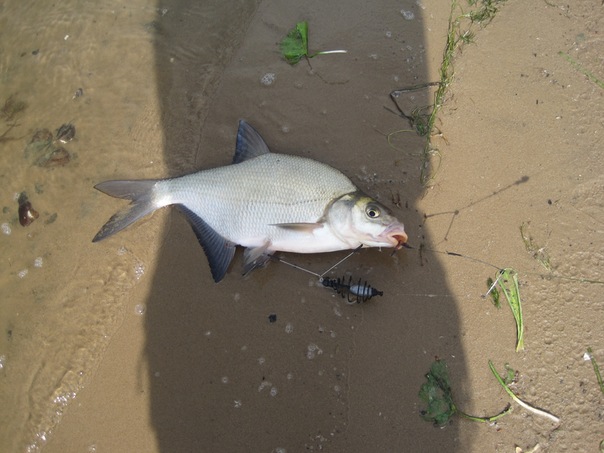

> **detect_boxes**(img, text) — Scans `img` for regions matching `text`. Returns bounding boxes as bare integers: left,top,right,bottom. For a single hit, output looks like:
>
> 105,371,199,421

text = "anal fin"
177,206,235,283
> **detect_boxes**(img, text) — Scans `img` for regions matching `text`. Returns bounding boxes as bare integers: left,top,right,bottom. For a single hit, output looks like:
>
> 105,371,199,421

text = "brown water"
0,0,602,452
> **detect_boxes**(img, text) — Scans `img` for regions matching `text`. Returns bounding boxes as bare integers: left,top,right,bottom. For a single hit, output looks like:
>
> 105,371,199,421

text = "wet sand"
1,0,602,452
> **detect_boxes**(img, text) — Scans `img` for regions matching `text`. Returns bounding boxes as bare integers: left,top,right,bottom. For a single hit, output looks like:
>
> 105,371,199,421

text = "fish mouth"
393,234,408,249
380,224,408,249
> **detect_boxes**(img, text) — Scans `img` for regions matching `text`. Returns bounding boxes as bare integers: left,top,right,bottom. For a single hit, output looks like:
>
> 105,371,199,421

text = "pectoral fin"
243,243,273,276
272,222,323,232
178,206,235,283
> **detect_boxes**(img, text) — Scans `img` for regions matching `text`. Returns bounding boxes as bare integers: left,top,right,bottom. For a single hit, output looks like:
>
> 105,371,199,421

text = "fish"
93,120,408,282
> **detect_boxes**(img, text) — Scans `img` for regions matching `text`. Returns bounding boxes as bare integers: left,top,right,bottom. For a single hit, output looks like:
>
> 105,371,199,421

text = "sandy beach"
1,0,602,451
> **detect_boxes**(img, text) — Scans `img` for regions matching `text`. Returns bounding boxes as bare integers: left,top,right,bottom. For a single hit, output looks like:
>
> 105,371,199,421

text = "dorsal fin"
232,120,271,164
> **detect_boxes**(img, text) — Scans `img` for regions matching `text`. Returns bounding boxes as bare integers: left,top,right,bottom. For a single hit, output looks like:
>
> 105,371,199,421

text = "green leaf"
280,21,309,65
279,21,347,65
419,359,456,426
419,359,512,426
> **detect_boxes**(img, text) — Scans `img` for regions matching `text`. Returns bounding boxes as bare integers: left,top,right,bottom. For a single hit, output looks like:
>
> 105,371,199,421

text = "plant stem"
488,360,560,424
314,50,347,56
456,403,512,423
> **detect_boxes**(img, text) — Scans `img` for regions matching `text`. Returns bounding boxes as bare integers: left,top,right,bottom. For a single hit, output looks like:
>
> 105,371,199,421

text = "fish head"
326,192,408,249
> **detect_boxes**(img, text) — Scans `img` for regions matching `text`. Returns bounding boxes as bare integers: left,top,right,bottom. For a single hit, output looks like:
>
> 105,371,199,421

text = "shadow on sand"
146,0,468,450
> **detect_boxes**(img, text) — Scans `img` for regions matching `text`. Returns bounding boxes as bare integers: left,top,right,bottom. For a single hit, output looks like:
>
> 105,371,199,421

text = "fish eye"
365,204,381,219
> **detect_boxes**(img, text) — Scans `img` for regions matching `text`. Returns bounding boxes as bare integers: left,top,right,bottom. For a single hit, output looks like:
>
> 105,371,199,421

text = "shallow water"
0,0,171,450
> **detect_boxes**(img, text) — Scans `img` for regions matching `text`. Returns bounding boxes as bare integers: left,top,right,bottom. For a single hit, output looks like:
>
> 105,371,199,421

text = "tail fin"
92,180,160,242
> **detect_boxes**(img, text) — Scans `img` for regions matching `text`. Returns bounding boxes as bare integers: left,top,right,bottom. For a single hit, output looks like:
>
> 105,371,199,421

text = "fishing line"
274,245,386,303
406,243,503,271
276,240,604,304
274,244,363,278
408,243,604,292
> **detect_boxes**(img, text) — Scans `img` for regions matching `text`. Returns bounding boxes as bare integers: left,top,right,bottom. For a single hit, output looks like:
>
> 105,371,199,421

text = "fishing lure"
320,275,383,304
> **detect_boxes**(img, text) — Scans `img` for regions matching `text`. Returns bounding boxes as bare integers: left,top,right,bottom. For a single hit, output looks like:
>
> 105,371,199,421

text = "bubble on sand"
258,381,272,392
306,343,323,360
270,386,278,397
401,9,415,20
234,400,242,408
134,304,146,315
134,262,145,280
0,354,6,370
221,376,229,384
285,322,294,334
260,72,276,86
34,257,43,268
1,223,11,235
18,269,28,279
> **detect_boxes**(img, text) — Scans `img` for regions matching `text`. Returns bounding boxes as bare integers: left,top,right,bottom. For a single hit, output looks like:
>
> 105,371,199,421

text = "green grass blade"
497,268,524,351
586,347,604,395
559,51,604,89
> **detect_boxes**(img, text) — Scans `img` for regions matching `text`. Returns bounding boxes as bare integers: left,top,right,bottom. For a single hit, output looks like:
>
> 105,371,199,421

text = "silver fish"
93,120,408,282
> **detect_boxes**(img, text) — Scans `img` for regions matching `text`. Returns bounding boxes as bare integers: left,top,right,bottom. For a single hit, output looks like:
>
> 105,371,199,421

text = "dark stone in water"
56,123,76,143
18,192,39,227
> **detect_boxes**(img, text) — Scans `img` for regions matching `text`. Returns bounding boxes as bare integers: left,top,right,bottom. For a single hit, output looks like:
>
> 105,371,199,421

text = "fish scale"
163,153,357,243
